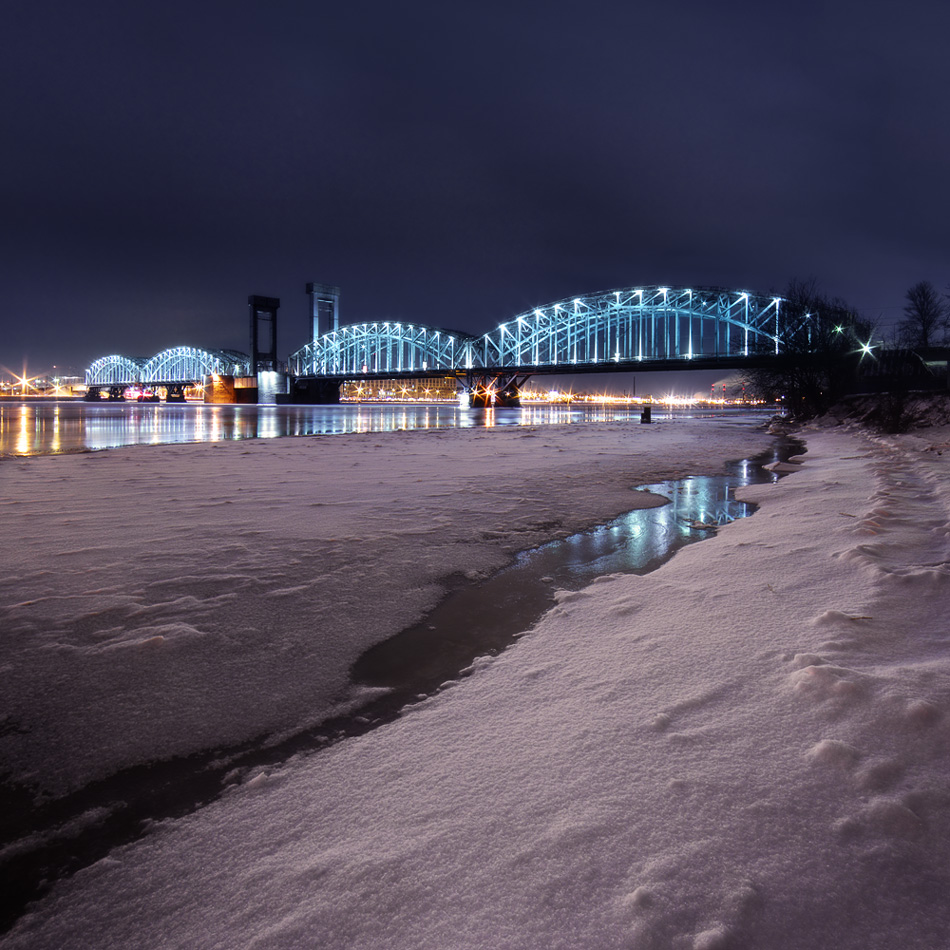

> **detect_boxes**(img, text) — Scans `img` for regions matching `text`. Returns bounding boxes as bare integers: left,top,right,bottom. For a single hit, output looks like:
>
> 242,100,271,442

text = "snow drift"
4,416,950,948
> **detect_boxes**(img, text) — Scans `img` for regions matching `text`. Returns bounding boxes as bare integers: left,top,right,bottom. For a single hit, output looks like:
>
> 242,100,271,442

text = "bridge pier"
165,384,187,403
84,386,102,401
460,372,530,408
257,370,290,404
290,377,342,404
107,386,126,401
205,375,257,404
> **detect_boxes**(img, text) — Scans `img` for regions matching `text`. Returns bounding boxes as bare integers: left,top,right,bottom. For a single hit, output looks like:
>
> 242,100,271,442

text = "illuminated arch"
289,286,783,377
85,355,146,386
140,347,251,383
474,286,782,368
290,323,478,376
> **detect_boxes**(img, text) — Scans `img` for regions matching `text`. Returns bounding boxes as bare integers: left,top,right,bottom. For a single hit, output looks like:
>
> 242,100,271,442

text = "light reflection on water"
0,401,769,457
540,473,755,584
354,455,783,691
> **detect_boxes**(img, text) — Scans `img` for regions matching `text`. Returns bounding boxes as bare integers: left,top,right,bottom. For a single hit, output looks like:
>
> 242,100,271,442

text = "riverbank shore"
1,418,773,798
5,417,949,947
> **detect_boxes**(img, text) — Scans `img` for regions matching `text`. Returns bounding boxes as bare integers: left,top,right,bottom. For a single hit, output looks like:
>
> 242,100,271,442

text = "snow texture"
4,417,950,948
0,420,770,797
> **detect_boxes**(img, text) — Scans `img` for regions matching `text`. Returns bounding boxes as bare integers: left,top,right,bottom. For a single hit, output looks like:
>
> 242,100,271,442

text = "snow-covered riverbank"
5,417,950,948
0,418,772,800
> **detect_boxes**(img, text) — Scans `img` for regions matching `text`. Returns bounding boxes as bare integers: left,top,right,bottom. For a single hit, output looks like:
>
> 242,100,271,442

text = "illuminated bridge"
85,347,251,401
290,285,784,405
84,286,788,405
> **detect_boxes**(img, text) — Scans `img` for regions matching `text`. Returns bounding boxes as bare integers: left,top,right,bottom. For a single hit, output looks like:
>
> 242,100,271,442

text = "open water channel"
1,406,798,933
1,399,763,455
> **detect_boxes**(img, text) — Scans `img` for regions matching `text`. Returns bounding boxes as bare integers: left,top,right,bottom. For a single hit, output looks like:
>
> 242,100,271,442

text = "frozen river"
5,412,950,948
0,399,764,456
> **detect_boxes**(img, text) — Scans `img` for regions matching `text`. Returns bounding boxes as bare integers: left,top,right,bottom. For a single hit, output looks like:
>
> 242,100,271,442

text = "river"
0,399,768,456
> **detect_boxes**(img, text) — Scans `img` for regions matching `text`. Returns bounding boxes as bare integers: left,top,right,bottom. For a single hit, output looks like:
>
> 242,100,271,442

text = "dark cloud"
4,0,949,371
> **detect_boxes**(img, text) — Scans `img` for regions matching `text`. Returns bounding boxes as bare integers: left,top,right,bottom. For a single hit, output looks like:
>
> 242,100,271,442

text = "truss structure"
288,286,782,379
86,348,251,386
85,355,147,386
86,286,785,389
140,347,250,383
476,287,781,368
290,323,477,377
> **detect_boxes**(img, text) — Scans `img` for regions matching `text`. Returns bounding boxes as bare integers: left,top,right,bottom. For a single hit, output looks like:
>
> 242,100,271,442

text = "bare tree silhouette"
898,281,948,347
742,278,871,419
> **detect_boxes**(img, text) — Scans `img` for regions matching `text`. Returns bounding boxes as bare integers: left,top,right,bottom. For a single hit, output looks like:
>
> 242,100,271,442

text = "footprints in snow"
619,871,762,949
786,448,949,851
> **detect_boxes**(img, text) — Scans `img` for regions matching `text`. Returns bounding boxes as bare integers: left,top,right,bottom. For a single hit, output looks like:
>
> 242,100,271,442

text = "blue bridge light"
87,285,792,393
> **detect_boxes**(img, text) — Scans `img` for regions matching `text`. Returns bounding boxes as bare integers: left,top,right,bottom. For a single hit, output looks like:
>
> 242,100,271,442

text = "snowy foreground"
4,416,950,948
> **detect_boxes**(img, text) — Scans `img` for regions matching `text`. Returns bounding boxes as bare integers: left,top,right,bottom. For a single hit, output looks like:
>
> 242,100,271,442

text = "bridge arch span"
85,355,146,386
290,323,478,377
474,286,782,369
140,347,251,384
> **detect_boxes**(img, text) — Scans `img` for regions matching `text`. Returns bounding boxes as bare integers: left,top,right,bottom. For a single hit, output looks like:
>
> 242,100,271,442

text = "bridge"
85,285,787,405
289,286,783,405
85,347,251,401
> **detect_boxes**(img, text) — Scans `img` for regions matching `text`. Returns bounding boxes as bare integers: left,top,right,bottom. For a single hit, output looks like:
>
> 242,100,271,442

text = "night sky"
5,0,950,376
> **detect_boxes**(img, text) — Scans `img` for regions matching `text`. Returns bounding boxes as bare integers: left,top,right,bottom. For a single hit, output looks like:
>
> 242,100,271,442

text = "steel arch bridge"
139,347,250,384
290,322,477,377
85,355,147,386
85,347,251,386
479,286,781,368
289,286,782,379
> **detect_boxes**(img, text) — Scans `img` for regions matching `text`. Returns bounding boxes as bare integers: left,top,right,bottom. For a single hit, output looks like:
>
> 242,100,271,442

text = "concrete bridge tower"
249,295,280,372
248,294,288,403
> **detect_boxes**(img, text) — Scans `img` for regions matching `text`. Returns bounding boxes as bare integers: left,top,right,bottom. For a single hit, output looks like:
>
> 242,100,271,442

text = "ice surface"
4,417,950,948
0,420,772,797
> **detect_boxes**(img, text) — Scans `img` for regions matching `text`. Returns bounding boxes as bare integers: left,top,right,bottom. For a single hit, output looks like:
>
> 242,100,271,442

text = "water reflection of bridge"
86,286,785,406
